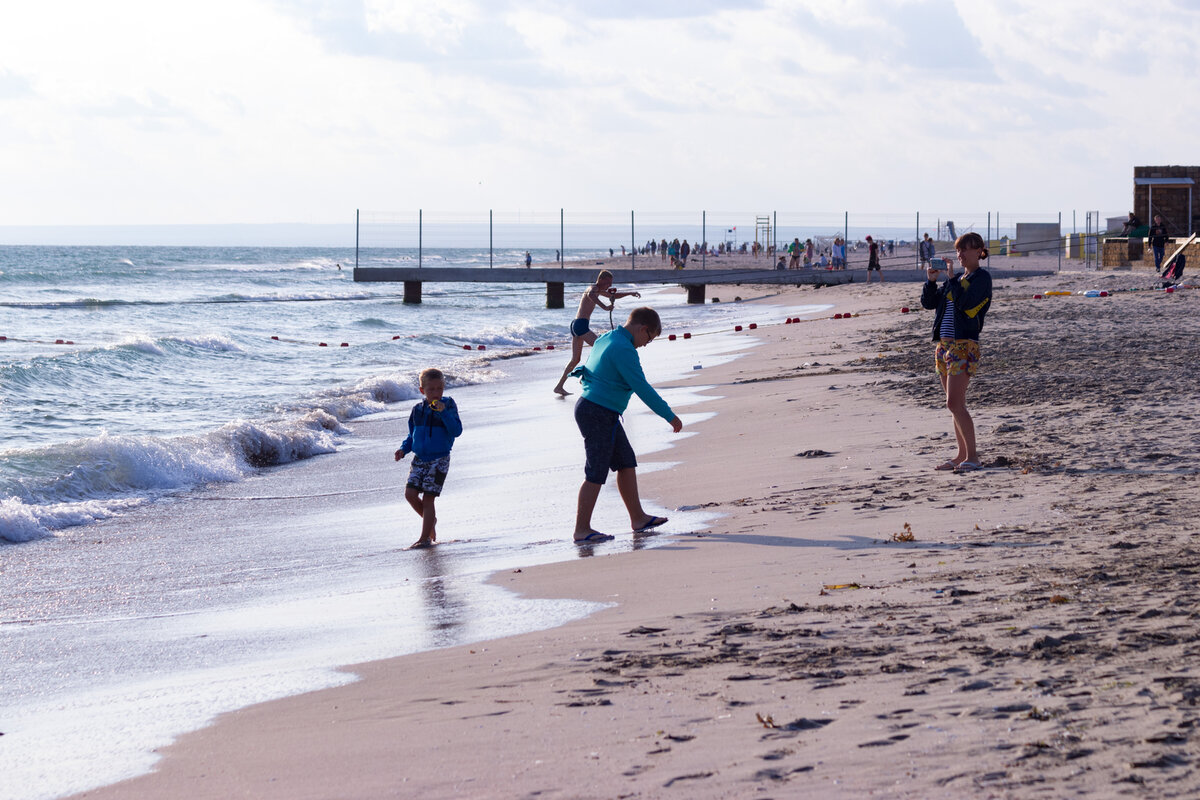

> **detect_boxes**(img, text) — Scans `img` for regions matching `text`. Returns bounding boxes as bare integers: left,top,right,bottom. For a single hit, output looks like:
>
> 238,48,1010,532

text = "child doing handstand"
553,270,640,396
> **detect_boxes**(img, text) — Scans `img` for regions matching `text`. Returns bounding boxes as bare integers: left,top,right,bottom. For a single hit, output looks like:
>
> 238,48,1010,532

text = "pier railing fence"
355,209,1124,271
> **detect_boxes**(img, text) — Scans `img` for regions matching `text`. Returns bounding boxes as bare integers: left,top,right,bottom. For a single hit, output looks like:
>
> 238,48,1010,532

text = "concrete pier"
356,266,864,306
354,265,1058,306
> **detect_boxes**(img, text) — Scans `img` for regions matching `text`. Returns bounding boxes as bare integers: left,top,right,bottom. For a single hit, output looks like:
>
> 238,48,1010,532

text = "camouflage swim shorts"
407,455,450,495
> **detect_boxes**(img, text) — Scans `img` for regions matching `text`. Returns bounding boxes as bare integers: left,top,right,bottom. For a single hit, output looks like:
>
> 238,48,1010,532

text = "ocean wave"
288,365,502,423
0,298,136,309
0,496,145,543
300,376,421,421
103,333,242,358
472,319,566,348
168,334,242,352
112,335,166,356
0,411,348,543
207,291,381,304
0,292,391,310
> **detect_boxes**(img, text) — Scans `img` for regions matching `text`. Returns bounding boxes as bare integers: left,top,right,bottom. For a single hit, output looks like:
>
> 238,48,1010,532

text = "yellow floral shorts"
935,339,980,377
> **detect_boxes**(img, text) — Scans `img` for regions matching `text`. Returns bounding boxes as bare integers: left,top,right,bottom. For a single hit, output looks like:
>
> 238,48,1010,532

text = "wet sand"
76,266,1200,799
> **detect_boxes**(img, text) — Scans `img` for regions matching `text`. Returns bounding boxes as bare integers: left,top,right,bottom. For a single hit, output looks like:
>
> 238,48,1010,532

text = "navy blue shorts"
575,397,636,484
569,318,591,338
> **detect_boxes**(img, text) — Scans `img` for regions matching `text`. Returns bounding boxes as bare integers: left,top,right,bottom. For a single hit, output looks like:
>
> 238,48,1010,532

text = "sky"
0,0,1196,230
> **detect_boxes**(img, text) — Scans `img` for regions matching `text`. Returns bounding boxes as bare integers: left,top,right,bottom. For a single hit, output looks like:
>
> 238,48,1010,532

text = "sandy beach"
74,265,1200,799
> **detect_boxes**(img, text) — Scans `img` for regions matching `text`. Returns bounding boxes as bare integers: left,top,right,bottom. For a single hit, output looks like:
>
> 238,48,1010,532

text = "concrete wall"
1102,237,1198,271
1012,223,1061,256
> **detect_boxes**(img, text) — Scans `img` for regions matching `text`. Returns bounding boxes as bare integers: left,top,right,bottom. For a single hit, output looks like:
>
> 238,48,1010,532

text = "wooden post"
684,284,705,304
403,280,422,304
547,281,564,309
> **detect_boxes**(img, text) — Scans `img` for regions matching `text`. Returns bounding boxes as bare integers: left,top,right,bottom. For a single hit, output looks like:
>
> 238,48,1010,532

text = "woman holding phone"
920,232,993,473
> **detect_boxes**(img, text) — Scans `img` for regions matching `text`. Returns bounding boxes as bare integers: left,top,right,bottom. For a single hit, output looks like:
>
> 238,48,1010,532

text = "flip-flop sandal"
634,516,668,533
575,532,614,543
953,461,981,473
934,460,959,471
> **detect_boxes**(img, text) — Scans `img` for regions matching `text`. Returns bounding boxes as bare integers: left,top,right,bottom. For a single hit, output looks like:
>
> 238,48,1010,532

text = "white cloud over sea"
0,0,1194,227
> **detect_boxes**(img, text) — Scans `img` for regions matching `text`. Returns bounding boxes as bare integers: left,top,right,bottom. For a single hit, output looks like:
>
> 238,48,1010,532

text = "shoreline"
75,270,1200,798
6,283,816,800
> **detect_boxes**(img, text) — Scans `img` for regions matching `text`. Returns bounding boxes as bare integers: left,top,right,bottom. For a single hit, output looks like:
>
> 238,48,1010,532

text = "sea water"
0,245,832,800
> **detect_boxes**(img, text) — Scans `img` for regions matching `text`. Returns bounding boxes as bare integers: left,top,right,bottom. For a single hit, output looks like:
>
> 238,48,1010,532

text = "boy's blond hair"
596,270,613,283
419,368,445,387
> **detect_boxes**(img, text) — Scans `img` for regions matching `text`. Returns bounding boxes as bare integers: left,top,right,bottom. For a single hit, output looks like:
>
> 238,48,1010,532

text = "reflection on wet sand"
411,545,469,647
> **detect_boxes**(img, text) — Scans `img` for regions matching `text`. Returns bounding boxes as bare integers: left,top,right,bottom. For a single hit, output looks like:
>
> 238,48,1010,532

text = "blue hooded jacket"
400,397,463,460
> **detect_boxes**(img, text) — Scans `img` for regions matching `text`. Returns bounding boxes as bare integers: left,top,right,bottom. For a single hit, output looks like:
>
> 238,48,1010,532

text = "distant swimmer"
553,270,640,397
395,368,463,549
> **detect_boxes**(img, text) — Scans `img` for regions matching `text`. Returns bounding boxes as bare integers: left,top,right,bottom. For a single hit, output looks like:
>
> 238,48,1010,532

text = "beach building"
1102,165,1199,269
1134,165,1197,236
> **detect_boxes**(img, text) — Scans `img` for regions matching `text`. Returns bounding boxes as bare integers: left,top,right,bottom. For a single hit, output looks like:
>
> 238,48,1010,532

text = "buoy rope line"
2,282,1192,353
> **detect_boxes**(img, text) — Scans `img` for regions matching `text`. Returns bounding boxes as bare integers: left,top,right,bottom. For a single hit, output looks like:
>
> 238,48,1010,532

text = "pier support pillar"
546,281,564,309
403,281,422,304
684,284,706,304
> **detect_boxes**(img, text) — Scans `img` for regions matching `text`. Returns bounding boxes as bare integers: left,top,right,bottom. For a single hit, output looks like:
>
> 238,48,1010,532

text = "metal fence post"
630,211,635,270
355,208,359,269
702,210,706,270
419,209,422,269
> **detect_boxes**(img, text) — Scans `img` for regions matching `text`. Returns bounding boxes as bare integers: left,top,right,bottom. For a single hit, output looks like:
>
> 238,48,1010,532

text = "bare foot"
409,539,435,549
554,387,571,396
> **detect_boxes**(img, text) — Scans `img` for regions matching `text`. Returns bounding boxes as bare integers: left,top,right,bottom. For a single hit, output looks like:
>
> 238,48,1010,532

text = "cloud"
559,0,765,20
0,0,1195,224
81,92,209,134
0,70,33,99
270,0,578,91
784,0,997,82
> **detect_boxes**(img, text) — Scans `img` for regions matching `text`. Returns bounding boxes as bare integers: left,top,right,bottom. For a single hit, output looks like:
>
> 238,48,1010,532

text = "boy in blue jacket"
395,368,463,548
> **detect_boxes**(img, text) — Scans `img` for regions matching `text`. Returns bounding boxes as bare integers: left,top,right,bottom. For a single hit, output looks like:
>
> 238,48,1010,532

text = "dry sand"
76,266,1200,799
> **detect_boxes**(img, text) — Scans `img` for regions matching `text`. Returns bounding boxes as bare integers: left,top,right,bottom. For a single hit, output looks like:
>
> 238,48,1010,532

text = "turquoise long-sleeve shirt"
576,325,675,421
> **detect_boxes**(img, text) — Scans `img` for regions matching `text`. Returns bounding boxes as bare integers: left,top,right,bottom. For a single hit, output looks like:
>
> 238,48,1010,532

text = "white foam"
112,335,165,356
0,413,353,541
169,333,243,352
216,416,341,469
0,496,144,542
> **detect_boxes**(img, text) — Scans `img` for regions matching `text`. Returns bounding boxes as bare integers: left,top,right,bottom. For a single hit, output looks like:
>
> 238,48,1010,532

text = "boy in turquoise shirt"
571,307,682,542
